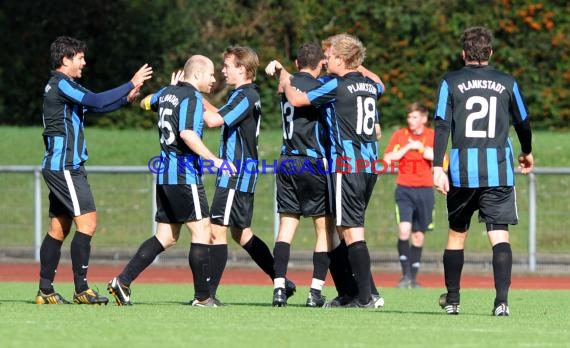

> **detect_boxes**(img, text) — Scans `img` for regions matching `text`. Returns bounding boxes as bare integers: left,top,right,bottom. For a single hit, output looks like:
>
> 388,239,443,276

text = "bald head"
183,55,216,93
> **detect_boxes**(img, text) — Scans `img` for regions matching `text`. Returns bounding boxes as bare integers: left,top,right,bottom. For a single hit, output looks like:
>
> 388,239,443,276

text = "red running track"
1,262,570,289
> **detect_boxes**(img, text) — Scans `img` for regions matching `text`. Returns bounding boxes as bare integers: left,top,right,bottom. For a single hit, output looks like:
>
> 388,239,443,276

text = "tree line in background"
1,0,568,129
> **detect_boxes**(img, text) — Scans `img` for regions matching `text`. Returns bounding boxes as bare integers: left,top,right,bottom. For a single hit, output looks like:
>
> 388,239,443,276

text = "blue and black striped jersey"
149,82,206,185
280,72,327,158
41,71,133,170
307,72,383,173
216,83,261,193
434,65,529,188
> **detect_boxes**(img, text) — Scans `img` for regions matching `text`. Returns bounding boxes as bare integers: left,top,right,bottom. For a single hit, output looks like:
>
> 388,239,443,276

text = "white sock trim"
310,278,325,291
274,277,286,289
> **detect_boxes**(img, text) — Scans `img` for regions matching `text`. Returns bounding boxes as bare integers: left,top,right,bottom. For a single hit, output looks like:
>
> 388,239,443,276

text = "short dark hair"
296,42,325,70
50,36,87,70
461,26,493,62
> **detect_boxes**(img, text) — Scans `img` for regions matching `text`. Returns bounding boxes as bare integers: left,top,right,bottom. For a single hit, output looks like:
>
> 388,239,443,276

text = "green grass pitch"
1,282,568,347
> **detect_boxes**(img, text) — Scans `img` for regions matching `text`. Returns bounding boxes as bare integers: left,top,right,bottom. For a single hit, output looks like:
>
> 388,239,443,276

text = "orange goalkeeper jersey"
384,127,434,187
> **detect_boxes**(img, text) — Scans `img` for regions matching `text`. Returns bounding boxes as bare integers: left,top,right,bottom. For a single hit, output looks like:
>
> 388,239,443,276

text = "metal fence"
0,166,570,272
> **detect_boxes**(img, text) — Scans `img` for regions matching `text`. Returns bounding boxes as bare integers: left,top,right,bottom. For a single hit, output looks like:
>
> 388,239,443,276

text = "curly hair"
461,26,493,63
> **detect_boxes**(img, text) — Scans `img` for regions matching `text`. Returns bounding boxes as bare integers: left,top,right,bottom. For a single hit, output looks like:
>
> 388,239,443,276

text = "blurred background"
1,0,568,129
0,0,569,273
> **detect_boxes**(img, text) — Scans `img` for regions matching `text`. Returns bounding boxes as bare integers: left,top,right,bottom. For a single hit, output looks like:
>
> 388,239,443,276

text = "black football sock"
209,244,228,297
410,245,423,281
341,240,359,297
312,251,330,284
492,242,512,307
347,241,372,304
443,249,464,303
189,243,210,301
397,239,411,277
118,236,165,286
370,272,379,296
273,241,290,279
242,235,275,280
328,243,347,296
328,239,358,297
70,231,92,293
39,233,63,293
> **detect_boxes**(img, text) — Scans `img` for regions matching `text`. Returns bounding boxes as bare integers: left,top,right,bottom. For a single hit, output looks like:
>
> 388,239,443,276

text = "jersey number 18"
356,96,376,136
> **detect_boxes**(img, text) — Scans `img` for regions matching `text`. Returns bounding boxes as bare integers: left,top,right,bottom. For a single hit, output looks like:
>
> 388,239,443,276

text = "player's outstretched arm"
130,63,153,88
140,94,153,110
265,60,285,77
357,65,385,92
280,73,310,107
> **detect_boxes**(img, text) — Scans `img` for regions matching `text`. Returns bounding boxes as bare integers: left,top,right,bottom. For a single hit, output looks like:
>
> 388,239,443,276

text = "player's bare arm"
202,98,218,113
180,129,236,176
357,65,385,91
203,110,224,128
281,76,310,107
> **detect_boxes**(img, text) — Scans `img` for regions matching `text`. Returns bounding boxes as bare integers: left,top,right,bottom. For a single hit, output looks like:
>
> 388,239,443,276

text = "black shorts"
447,186,518,232
155,184,209,223
395,185,434,232
210,187,254,229
42,167,96,217
333,172,377,228
276,156,332,217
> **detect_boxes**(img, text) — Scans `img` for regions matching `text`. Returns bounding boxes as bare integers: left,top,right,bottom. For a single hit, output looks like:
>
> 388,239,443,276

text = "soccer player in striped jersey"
37,36,152,305
204,47,296,303
264,43,331,307
433,26,534,316
107,56,233,306
279,34,385,308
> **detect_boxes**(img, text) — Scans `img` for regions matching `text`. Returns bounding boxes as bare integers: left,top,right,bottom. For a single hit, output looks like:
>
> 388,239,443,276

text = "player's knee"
77,221,96,235
411,232,424,245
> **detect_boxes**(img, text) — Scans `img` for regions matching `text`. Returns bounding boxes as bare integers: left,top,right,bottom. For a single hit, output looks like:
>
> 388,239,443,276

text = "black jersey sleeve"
513,118,532,154
433,118,450,167
58,79,134,109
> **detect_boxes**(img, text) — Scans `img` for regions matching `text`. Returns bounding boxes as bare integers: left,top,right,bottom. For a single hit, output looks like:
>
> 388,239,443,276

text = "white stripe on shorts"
323,158,334,214
223,189,236,226
513,186,519,221
190,184,202,220
335,172,342,226
63,169,81,216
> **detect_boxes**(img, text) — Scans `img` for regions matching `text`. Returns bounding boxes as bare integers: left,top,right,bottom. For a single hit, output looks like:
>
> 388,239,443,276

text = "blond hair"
322,34,366,69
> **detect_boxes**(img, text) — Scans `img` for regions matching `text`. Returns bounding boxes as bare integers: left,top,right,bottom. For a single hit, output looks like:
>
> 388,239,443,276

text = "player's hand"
433,166,449,195
126,85,141,103
265,60,283,77
214,158,237,177
170,70,184,85
131,64,153,87
518,152,534,174
407,139,424,151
